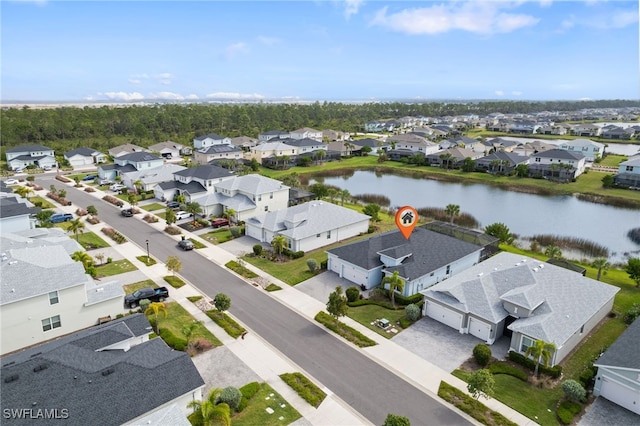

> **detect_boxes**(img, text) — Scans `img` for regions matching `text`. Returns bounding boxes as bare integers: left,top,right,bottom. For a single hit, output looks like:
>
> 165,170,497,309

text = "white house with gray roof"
0,192,40,233
327,227,483,295
614,154,640,188
421,252,619,364
245,201,370,252
153,164,235,204
193,144,244,164
290,127,323,141
0,314,204,425
0,229,124,355
64,147,107,167
248,141,298,162
558,138,605,162
528,148,586,181
193,133,232,149
282,137,328,154
6,144,57,171
593,318,640,414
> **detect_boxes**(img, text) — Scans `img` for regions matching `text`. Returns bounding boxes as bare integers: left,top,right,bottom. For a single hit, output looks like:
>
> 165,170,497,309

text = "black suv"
121,208,134,217
178,239,194,250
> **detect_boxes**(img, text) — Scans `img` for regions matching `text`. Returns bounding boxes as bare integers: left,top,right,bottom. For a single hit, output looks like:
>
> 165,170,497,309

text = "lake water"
319,171,640,263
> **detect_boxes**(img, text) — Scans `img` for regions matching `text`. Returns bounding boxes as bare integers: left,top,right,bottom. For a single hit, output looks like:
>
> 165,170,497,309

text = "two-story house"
193,145,244,165
258,130,289,143
193,133,232,150
6,145,57,171
387,134,440,155
289,127,323,141
0,191,40,233
282,138,328,155
0,228,124,355
98,152,165,183
64,147,107,168
154,164,235,204
614,155,640,188
558,138,605,162
528,149,586,181
571,123,599,137
248,141,298,162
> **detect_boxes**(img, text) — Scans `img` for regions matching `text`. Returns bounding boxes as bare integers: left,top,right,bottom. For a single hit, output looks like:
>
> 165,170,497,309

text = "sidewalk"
50,178,536,426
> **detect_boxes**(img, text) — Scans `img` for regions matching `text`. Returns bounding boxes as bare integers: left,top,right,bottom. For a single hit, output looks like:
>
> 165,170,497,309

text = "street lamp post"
145,239,149,265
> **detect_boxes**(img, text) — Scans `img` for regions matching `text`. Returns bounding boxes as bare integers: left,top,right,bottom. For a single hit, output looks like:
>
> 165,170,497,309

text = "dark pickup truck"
124,287,169,308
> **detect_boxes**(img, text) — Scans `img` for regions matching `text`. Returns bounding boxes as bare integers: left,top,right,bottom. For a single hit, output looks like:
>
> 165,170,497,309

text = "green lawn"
188,238,207,249
156,302,222,347
77,231,110,250
136,255,157,266
202,229,234,244
155,211,167,220
346,304,406,338
243,254,326,285
123,279,157,294
54,221,74,230
231,383,301,426
599,154,627,167
95,259,138,277
141,202,166,212
30,196,55,209
163,275,185,288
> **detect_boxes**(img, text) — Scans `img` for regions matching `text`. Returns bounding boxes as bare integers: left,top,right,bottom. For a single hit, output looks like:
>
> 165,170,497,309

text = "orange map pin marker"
395,206,418,240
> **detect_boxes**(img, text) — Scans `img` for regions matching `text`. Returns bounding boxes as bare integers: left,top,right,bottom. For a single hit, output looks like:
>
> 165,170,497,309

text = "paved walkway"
40,179,538,426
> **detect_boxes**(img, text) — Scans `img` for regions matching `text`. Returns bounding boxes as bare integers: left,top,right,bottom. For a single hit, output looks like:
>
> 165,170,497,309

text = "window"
626,166,634,172
258,195,262,201
326,231,331,239
446,265,451,274
48,291,59,305
270,192,273,199
42,315,61,332
535,157,541,162
317,234,321,238
520,336,534,353
264,206,268,211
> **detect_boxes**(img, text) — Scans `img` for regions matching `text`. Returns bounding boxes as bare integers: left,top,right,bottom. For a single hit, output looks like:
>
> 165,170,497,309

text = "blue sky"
2,1,638,102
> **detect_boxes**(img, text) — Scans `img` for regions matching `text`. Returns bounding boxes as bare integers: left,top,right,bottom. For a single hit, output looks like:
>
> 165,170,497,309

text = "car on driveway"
178,239,194,250
3,179,19,185
99,179,114,185
167,201,180,210
211,218,229,228
175,211,192,220
109,183,126,192
120,208,134,217
82,174,98,181
50,213,74,223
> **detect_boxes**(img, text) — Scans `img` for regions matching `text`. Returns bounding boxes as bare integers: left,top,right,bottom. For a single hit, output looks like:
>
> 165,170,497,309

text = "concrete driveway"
219,235,270,257
295,271,358,303
578,397,639,426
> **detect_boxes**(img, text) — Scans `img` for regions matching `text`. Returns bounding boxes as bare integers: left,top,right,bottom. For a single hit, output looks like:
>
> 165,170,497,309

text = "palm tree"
182,320,203,345
271,235,287,259
222,208,236,223
127,193,138,209
145,302,167,334
187,388,231,426
184,201,203,225
133,179,143,195
524,339,556,376
315,149,326,165
445,204,460,224
544,245,562,259
592,258,610,281
381,270,405,307
439,153,453,170
339,189,350,206
67,218,85,242
14,186,34,200
71,250,94,269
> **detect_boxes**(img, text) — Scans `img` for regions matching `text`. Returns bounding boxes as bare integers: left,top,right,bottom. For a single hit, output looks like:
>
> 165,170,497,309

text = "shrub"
225,260,258,278
139,299,151,313
557,400,582,425
229,226,241,238
158,328,187,351
391,291,424,306
320,260,328,269
164,225,182,235
106,257,113,264
55,175,71,183
345,286,360,303
143,214,159,223
76,208,88,216
473,344,492,367
279,372,327,408
623,303,640,325
205,310,245,339
217,386,242,411
307,258,317,272
101,227,126,244
578,367,596,388
84,187,96,193
508,351,562,378
86,216,100,224
404,304,421,322
383,413,411,426
252,244,263,256
488,362,528,381
26,176,35,182
102,195,124,207
237,382,260,412
562,379,586,403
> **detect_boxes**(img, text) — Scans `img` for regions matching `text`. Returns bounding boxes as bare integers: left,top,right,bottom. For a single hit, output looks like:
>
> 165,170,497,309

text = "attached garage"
244,223,262,241
468,317,492,342
600,376,640,415
425,302,462,330
327,255,370,287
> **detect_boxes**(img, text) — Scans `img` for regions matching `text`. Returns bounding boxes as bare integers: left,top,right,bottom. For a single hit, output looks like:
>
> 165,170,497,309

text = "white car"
100,179,114,185
175,211,192,220
3,179,19,185
109,184,126,192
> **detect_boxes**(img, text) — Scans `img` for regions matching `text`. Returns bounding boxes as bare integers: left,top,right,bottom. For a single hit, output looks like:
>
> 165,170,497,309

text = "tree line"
1,100,638,155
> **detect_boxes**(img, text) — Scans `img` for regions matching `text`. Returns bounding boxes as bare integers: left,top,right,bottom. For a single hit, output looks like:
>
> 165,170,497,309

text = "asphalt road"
40,176,470,426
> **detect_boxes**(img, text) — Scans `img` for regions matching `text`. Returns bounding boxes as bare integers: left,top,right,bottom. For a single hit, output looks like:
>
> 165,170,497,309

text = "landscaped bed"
77,231,110,250
223,382,301,426
151,302,223,350
141,202,165,212
95,259,137,277
346,304,406,338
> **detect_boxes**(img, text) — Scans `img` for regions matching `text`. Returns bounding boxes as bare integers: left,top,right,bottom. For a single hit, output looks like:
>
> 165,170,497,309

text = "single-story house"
327,227,483,295
350,138,390,155
6,145,57,171
327,140,360,157
108,143,149,158
64,147,107,167
421,252,619,364
593,319,640,414
149,141,191,158
0,314,205,425
245,201,370,252
0,192,40,233
425,147,483,167
231,136,259,150
475,151,529,174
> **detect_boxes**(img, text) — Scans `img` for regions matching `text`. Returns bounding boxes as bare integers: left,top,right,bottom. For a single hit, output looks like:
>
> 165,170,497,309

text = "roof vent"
4,375,19,383
477,272,483,277
96,288,104,292
533,268,539,272
9,261,17,265
539,264,544,269
101,368,115,377
33,364,48,373
515,263,520,266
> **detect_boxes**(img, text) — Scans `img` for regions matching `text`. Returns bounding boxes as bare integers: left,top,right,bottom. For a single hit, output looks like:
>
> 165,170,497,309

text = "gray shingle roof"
64,147,100,157
247,201,370,240
0,196,40,218
327,227,482,278
594,319,640,370
0,315,204,426
174,164,235,180
118,152,163,162
158,180,206,194
6,144,52,153
281,138,322,148
2,227,83,255
534,148,585,161
85,279,124,305
198,145,243,155
215,174,288,195
422,252,619,346
194,133,226,141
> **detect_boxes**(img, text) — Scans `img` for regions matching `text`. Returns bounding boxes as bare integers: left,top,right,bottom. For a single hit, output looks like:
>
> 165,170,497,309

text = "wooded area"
1,100,638,155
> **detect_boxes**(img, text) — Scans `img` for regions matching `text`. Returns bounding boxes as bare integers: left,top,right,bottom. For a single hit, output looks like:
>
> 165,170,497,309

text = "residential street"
37,175,471,426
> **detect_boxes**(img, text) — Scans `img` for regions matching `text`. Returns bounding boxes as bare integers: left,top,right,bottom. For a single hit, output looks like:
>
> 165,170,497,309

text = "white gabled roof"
215,174,288,195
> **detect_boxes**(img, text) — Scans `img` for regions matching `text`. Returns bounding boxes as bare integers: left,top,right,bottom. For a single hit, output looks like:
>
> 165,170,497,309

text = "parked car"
211,218,230,228
167,201,180,210
13,168,23,173
50,213,74,223
175,211,192,220
178,239,194,251
120,208,134,217
3,179,19,185
99,179,114,185
42,165,52,171
82,174,98,181
109,183,126,192
124,286,169,308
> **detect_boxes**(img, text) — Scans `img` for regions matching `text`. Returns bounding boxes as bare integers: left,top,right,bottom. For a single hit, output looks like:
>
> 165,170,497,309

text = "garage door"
329,256,342,274
601,376,640,414
345,267,367,285
468,317,491,342
244,224,261,241
426,302,462,330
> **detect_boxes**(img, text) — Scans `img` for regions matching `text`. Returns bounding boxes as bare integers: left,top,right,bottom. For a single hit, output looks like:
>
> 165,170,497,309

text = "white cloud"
185,94,199,100
205,92,264,100
148,92,184,100
257,36,280,45
589,9,638,29
101,92,145,101
128,79,141,84
512,91,523,96
225,42,249,59
495,90,505,96
369,2,539,35
344,0,364,19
